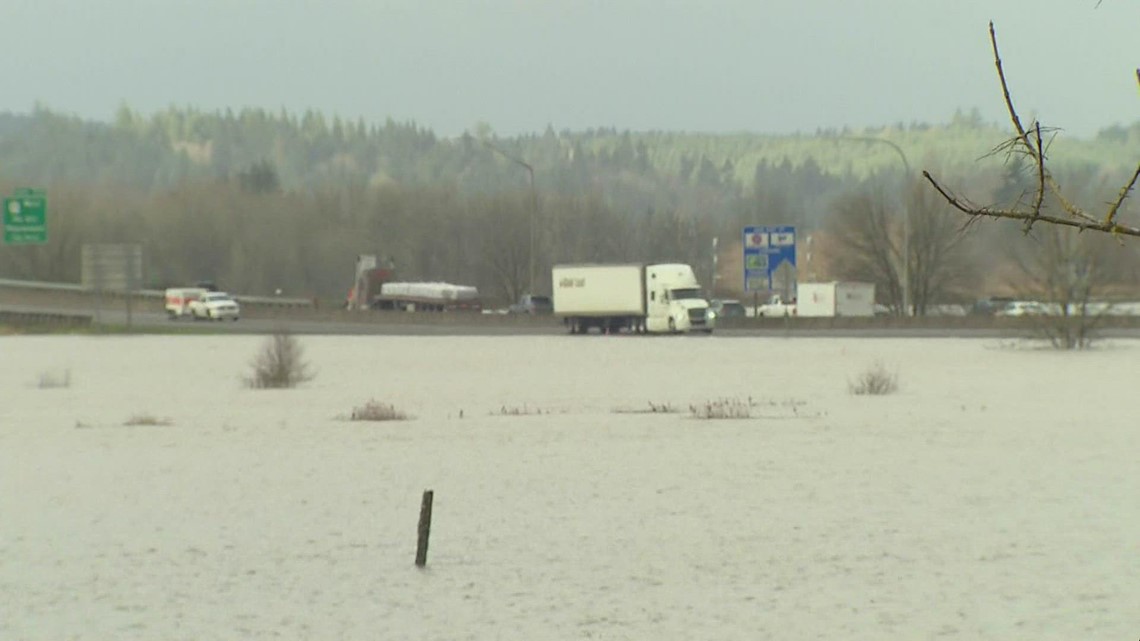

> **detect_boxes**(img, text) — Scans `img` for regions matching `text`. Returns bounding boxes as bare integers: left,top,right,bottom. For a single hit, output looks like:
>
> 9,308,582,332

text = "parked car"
709,299,747,319
508,294,553,315
970,296,1015,316
927,304,968,317
189,291,241,321
995,300,1046,317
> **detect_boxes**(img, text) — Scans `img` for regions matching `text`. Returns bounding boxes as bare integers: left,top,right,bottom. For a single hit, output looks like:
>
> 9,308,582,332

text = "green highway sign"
3,189,48,245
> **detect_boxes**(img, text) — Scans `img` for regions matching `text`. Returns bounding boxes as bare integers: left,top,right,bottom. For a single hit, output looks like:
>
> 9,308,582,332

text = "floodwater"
1,335,1137,640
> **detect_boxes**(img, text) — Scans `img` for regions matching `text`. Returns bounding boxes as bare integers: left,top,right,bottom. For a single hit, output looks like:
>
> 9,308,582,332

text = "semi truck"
795,281,875,317
552,263,714,334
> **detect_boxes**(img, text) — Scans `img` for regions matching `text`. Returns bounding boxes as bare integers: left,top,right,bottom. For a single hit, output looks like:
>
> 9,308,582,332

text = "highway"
5,280,1140,338
7,300,1140,340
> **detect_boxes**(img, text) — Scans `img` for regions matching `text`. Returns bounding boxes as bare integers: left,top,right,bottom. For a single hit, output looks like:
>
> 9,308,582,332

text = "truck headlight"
707,310,716,320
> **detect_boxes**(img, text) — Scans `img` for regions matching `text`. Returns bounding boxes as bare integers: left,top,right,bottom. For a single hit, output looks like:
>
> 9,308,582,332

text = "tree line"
0,106,1137,309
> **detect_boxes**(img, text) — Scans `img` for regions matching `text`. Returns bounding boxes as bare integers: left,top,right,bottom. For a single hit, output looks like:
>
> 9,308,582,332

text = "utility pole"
482,140,538,295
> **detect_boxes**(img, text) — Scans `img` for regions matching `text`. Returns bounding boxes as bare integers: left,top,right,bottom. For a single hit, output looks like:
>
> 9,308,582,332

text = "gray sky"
2,0,1136,138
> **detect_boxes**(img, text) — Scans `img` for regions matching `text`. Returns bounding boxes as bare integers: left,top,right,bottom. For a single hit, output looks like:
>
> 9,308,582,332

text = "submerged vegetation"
348,400,410,422
245,330,315,389
849,361,900,396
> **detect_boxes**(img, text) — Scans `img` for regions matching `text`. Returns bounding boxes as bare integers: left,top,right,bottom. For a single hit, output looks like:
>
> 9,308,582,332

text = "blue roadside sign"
742,225,796,292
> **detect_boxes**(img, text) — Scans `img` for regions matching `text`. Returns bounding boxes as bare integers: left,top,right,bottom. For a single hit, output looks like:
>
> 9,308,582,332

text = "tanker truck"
552,263,714,334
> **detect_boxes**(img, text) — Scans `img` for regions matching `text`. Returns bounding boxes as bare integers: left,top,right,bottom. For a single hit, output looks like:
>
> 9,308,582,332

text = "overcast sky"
2,0,1136,139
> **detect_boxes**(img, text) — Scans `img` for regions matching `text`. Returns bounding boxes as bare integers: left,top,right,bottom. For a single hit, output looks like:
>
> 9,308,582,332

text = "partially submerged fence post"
415,489,434,567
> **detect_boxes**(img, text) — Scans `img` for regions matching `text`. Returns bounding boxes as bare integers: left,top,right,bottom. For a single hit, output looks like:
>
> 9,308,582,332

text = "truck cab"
645,264,715,333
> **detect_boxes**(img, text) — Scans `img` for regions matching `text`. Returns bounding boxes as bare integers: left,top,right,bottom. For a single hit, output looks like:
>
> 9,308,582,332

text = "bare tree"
476,194,532,303
1011,225,1116,350
923,22,1140,236
828,189,903,311
245,330,315,389
828,181,976,314
905,180,979,314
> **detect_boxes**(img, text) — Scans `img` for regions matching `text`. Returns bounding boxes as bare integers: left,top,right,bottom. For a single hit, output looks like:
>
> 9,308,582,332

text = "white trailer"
795,282,875,317
552,263,714,334
371,282,482,312
164,287,208,319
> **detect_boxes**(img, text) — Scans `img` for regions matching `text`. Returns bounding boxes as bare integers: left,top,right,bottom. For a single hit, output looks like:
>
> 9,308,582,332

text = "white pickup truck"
755,294,796,317
188,291,241,321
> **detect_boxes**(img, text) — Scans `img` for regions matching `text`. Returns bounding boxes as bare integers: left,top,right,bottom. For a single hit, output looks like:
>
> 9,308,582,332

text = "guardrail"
0,278,314,309
0,309,93,328
0,278,88,292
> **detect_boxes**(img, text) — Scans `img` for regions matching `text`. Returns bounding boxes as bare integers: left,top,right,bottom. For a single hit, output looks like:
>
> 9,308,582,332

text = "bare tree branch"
1104,164,1140,226
924,21,1138,236
1023,122,1046,233
922,170,1140,237
990,21,1032,154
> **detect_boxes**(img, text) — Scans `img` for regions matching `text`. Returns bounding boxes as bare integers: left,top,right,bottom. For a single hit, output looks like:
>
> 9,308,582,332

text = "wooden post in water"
415,490,434,567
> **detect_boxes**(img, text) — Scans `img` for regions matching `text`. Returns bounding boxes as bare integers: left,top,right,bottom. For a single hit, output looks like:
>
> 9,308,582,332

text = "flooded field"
1,335,1137,640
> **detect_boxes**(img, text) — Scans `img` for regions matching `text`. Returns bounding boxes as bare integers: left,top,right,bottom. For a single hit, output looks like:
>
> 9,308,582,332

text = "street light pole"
482,140,538,295
711,236,720,296
524,163,537,295
837,136,912,316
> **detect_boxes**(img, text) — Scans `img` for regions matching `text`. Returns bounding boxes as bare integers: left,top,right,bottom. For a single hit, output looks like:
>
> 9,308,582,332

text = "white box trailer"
164,287,208,319
796,281,875,317
553,264,645,317
552,263,714,334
